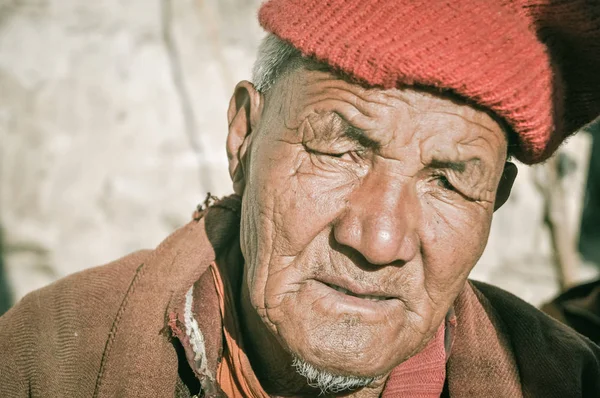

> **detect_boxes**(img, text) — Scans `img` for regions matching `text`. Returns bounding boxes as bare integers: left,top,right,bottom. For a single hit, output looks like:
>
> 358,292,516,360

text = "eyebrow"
333,112,381,150
429,159,475,173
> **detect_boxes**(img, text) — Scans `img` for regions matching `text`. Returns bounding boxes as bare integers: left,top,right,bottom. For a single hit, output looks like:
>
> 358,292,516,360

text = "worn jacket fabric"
542,278,600,345
1,196,599,397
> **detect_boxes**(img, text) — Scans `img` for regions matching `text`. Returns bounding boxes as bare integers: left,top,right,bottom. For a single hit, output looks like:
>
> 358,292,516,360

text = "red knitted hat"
258,0,600,164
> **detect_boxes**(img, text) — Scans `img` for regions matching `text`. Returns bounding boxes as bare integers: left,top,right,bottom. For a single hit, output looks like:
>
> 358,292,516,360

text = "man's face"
234,68,509,378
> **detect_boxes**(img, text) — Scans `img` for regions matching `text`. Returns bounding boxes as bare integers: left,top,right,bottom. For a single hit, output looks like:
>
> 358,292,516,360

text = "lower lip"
310,280,401,317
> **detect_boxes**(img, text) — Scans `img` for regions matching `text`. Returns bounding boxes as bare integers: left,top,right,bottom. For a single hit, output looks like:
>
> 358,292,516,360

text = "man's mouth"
324,282,393,302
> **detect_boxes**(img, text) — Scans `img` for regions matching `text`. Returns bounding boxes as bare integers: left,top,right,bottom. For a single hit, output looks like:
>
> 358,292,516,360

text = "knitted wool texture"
258,0,600,164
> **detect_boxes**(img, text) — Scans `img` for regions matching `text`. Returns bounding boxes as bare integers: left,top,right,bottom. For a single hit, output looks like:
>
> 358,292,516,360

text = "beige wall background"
1,0,598,309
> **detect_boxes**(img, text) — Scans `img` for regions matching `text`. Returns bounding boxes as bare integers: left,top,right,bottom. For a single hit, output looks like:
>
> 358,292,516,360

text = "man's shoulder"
0,249,153,396
471,280,600,396
3,248,151,324
30,249,151,315
471,280,599,348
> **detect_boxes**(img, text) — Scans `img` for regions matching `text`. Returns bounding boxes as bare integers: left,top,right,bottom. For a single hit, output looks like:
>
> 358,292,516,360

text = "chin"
297,349,397,380
291,355,383,393
279,321,406,380
268,287,418,380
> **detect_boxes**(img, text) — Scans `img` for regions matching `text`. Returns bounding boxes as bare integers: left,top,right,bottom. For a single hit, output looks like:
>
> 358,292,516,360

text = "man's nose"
333,173,419,266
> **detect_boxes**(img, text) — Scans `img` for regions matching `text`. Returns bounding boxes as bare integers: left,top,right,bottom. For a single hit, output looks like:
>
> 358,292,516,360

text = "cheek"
240,142,360,311
420,200,493,297
249,145,359,254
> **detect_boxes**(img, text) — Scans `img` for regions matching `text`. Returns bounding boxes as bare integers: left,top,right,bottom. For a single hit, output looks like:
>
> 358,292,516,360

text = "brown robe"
542,278,600,345
1,196,599,397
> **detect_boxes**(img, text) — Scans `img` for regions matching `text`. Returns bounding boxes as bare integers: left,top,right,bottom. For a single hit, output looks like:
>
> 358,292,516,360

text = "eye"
306,147,359,162
322,151,347,158
435,175,456,192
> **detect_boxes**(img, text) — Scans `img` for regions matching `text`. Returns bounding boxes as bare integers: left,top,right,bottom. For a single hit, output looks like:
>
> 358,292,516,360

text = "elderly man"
2,0,600,397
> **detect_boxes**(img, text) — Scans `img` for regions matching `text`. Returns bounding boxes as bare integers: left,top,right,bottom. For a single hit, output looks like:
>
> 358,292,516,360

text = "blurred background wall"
1,0,599,314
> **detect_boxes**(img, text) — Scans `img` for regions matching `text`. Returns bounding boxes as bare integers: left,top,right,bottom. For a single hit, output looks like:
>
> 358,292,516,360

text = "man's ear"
494,162,518,211
226,80,263,195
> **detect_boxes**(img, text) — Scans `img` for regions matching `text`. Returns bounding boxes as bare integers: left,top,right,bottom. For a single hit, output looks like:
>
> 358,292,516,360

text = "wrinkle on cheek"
265,280,303,308
258,210,299,325
422,188,492,246
250,155,353,326
403,304,434,338
248,209,277,311
247,192,291,313
420,202,491,297
427,199,489,239
295,152,362,197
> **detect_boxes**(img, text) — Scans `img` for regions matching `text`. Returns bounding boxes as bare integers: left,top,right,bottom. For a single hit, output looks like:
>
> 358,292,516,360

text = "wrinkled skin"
226,67,517,397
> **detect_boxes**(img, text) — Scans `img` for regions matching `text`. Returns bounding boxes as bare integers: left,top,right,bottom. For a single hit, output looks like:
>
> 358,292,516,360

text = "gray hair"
252,34,315,93
292,356,380,394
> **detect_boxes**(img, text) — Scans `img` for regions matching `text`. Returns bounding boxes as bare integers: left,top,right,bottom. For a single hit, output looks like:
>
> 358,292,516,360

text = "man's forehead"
275,68,505,135
263,67,509,173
